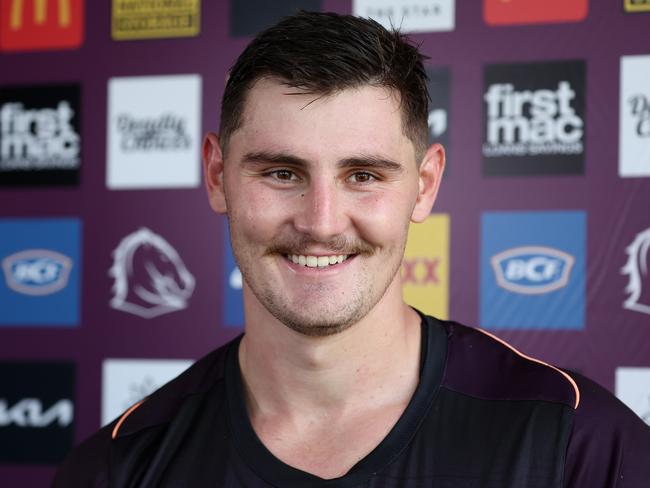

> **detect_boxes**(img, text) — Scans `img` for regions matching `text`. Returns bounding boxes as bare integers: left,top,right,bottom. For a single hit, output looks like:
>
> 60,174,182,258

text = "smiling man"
55,11,650,488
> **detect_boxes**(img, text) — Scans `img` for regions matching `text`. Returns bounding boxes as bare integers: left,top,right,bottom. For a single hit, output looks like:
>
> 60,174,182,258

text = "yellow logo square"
112,0,201,40
625,0,650,12
401,214,449,319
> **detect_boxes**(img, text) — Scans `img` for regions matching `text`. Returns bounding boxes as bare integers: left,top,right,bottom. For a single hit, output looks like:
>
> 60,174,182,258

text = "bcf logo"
2,249,72,296
0,0,84,52
492,246,574,295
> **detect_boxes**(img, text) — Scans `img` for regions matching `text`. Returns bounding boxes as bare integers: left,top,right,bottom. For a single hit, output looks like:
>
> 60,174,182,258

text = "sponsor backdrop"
0,0,649,484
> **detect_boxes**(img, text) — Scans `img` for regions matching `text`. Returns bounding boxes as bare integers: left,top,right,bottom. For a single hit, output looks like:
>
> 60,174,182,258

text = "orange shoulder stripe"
476,328,581,410
111,399,145,439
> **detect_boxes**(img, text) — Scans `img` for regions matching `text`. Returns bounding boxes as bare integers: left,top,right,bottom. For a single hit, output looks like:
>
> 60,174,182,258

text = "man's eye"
350,172,376,183
270,169,296,181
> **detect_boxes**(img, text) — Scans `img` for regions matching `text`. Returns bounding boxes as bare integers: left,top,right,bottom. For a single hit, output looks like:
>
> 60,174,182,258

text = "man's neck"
238,284,423,421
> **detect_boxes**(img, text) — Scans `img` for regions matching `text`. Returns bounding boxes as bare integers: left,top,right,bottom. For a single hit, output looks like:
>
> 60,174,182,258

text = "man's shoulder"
52,337,238,487
564,370,650,487
435,319,578,409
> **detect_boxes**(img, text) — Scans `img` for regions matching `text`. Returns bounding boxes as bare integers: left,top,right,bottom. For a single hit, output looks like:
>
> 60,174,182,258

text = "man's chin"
268,307,363,338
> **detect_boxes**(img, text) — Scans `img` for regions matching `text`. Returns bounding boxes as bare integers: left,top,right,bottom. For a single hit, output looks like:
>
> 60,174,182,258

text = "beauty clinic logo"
619,55,650,178
0,0,84,51
106,75,201,189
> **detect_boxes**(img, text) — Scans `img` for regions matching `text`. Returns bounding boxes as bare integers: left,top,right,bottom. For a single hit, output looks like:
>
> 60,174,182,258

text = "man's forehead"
236,79,406,142
221,78,419,165
241,77,401,117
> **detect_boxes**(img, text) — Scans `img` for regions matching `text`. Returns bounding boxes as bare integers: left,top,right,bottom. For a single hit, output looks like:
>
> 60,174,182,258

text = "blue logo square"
0,218,81,326
222,219,244,328
480,211,586,329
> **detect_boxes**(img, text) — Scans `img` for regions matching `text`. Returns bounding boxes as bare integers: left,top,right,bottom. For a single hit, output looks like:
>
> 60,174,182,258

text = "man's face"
213,79,433,336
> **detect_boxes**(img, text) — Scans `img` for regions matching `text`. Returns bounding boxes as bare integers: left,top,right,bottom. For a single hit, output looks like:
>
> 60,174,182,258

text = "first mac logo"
492,246,574,295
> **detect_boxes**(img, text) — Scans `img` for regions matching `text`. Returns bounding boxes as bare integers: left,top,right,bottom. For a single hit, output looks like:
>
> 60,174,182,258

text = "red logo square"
0,0,84,51
484,0,588,26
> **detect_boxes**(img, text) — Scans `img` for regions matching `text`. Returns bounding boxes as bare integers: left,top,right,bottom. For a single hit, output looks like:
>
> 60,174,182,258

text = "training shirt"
54,314,650,487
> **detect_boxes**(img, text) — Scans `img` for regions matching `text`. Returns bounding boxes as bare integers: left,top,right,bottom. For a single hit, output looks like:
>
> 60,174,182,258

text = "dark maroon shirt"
54,314,650,487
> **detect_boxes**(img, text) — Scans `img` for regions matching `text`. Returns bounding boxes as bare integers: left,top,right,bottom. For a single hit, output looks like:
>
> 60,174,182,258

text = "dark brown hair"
219,11,429,157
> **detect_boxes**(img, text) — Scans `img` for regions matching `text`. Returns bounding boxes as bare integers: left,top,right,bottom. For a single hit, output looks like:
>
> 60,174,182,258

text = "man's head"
219,11,430,159
204,12,444,337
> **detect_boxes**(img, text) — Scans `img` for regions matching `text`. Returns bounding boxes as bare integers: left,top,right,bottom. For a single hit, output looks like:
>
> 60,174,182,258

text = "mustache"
267,235,375,256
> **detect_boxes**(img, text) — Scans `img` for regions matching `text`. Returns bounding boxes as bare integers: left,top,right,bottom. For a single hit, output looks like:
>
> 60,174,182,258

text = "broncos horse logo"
109,228,195,319
622,227,650,316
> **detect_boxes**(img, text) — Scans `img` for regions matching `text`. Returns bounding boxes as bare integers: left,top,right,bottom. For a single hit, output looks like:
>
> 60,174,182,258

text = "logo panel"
484,0,588,26
0,84,81,186
0,361,75,463
109,228,195,319
624,0,650,13
107,75,201,190
354,0,455,33
0,0,84,51
480,211,586,329
223,219,244,328
619,55,650,177
426,67,451,170
111,0,200,40
402,214,449,319
101,358,193,426
622,226,650,315
0,218,80,326
616,367,650,426
483,60,586,176
230,0,321,37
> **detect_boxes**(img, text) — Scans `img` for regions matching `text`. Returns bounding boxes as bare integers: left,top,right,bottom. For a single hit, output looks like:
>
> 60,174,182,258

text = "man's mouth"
285,254,351,268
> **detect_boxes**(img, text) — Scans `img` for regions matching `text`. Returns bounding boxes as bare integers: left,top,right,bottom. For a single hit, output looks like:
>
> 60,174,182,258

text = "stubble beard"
231,230,406,337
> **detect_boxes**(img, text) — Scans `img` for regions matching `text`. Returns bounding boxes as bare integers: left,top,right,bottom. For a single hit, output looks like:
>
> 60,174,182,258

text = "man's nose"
293,178,347,241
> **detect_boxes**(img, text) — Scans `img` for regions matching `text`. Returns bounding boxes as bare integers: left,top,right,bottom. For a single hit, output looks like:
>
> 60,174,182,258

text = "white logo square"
101,358,193,426
615,367,650,426
107,74,202,189
353,0,455,33
619,55,650,178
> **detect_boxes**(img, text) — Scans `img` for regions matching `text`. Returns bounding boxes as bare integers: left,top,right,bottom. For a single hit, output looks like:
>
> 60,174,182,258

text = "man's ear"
411,143,445,223
202,133,228,214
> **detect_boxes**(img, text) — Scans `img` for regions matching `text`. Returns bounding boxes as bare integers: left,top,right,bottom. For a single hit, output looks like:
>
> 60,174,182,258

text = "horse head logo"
622,227,650,316
109,228,195,319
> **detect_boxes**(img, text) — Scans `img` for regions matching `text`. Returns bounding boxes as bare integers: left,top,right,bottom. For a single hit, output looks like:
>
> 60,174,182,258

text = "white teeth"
287,254,350,268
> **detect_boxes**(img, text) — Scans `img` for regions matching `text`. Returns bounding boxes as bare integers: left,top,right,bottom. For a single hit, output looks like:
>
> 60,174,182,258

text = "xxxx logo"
401,215,449,319
402,257,440,285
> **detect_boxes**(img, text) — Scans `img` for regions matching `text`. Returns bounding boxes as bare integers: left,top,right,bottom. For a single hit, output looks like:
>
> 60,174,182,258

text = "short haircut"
219,11,430,158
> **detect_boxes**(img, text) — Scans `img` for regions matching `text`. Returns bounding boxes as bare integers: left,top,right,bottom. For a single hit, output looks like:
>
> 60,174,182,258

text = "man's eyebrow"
338,156,404,173
241,151,404,173
241,151,309,167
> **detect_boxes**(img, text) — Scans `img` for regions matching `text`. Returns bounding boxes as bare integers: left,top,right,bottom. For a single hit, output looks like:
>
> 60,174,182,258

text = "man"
55,12,650,487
